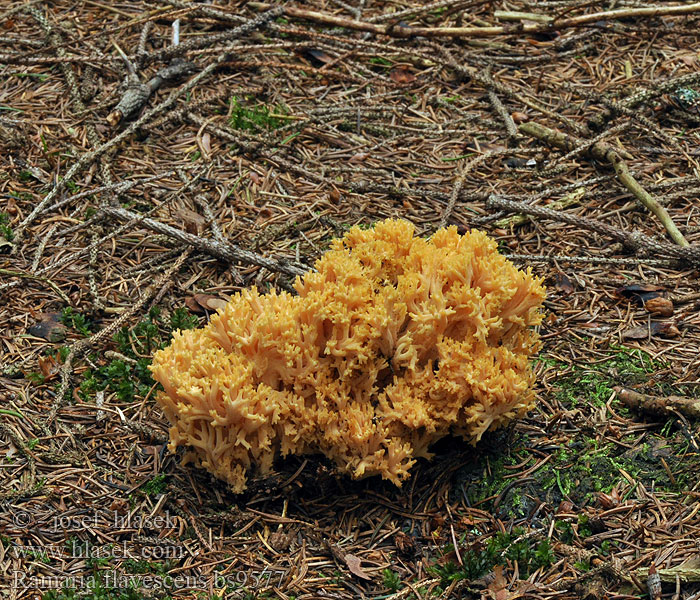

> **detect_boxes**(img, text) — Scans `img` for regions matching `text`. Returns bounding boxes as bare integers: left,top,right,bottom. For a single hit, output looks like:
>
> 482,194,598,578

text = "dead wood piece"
48,248,193,428
634,560,700,583
193,195,243,285
101,206,307,277
614,387,700,420
108,59,197,126
519,121,688,247
248,2,700,39
108,82,150,126
438,151,496,229
11,7,283,248
486,195,700,264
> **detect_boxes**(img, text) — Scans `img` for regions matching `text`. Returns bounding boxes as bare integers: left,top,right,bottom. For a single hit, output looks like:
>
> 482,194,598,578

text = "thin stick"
487,195,700,263
11,7,282,247
0,268,70,303
519,121,688,247
101,206,306,277
194,195,243,284
48,249,193,427
248,1,700,39
439,151,500,229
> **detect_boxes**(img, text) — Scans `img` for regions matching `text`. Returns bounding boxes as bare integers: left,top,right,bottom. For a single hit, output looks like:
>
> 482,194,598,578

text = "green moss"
534,344,700,500
79,358,154,403
382,568,402,592
78,305,200,403
229,96,288,131
429,528,554,585
0,212,14,241
170,307,200,332
538,344,663,409
142,473,168,496
122,558,170,575
26,372,46,385
60,307,92,336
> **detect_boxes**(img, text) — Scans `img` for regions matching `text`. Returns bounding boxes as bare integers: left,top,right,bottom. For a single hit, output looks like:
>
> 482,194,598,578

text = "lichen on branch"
150,219,546,492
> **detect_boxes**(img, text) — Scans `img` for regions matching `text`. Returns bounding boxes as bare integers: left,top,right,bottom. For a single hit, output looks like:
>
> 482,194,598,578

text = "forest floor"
1,1,700,599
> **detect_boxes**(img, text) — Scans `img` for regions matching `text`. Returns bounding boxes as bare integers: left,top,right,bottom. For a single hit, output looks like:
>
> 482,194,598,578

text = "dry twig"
519,121,689,246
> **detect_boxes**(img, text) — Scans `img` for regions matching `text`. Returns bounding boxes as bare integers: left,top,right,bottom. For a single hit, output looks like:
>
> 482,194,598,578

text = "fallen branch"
504,253,676,267
47,249,193,428
101,206,307,277
519,121,688,247
0,268,70,303
11,7,282,247
591,71,700,129
634,562,700,583
108,55,196,126
614,387,700,420
38,171,176,216
248,1,700,39
193,195,243,284
439,151,501,229
486,195,700,264
494,187,585,229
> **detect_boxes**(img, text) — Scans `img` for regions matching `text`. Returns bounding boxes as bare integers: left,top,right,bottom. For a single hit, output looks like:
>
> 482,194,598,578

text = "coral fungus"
150,219,546,492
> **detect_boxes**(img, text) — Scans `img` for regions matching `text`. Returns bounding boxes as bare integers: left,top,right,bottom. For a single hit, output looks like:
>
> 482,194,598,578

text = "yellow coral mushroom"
150,219,546,492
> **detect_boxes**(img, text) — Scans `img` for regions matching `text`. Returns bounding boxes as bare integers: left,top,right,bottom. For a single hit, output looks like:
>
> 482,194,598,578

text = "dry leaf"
28,313,67,342
596,492,617,509
329,188,341,204
644,297,674,317
5,195,17,216
464,141,507,153
390,67,416,84
185,296,203,314
485,565,534,600
349,152,369,163
486,566,508,600
344,554,371,580
622,321,680,340
649,321,680,338
621,326,649,340
109,498,128,513
556,500,574,514
298,48,334,66
616,283,665,305
175,207,207,235
554,272,575,295
38,355,60,382
193,293,227,312
200,132,211,156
